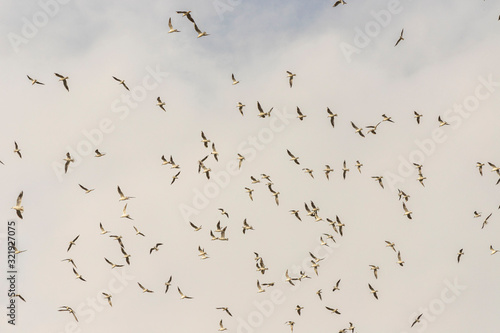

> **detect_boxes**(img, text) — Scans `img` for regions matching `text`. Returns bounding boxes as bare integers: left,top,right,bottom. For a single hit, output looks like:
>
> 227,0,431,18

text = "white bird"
11,191,24,219
102,293,112,307
394,28,404,46
237,102,245,116
112,76,129,90
99,223,109,235
368,284,379,299
193,23,209,38
67,235,79,252
138,282,153,293
177,287,193,299
63,152,74,173
94,149,106,157
438,116,449,127
27,75,44,85
78,184,94,194
120,204,133,220
13,142,22,158
117,186,135,201
231,73,239,85
156,97,166,111
168,17,180,33
55,73,69,91
490,245,498,255
397,251,405,266
351,122,365,137
402,202,412,219
286,71,296,88
256,280,265,293
218,319,227,331
104,257,124,269
414,111,423,124
326,108,337,127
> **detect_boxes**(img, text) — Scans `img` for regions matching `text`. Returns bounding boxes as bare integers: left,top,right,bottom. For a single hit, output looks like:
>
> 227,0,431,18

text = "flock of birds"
5,4,500,333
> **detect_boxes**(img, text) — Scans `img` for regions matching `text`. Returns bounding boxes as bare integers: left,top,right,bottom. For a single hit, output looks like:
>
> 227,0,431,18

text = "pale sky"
1,0,500,332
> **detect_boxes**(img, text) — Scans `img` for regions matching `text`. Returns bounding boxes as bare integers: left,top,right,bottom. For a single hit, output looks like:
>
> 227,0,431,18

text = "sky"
1,0,500,332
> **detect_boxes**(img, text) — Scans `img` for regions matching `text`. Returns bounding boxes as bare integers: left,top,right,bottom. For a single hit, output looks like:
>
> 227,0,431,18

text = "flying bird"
11,191,24,219
156,97,166,111
351,122,365,137
326,108,337,127
94,149,106,157
438,116,449,127
231,73,239,85
286,71,296,87
457,249,464,263
112,76,129,90
414,111,423,124
177,287,193,299
411,314,423,327
117,186,135,201
13,142,22,158
55,73,69,91
72,268,86,281
394,28,404,46
176,10,195,23
368,284,379,299
120,204,133,220
168,17,180,33
78,184,94,194
27,75,44,85
193,23,209,38
296,107,307,121
138,282,153,293
63,152,74,173
102,293,112,307
67,235,80,252
150,243,163,254
287,149,300,165
333,0,347,7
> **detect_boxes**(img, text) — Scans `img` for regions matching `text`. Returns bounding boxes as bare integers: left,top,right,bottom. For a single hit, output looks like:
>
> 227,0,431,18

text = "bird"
169,155,180,169
397,251,405,266
167,17,180,33
303,168,314,178
176,10,195,23
342,160,349,179
138,282,153,293
164,276,172,293
102,293,112,307
72,268,86,282
296,107,307,121
67,235,79,252
231,73,239,85
295,305,304,316
355,160,363,173
473,211,482,218
268,185,280,206
11,191,24,219
285,321,295,332
94,149,106,157
488,162,500,175
290,210,301,221
368,284,379,299
372,176,384,188
156,97,166,111
256,258,268,274
326,108,337,127
189,221,202,231
490,245,498,255
150,243,163,254
351,122,365,137
237,153,246,169
201,131,211,147
120,204,133,220
287,149,300,164
112,76,129,90
133,226,145,237
369,265,379,279
236,102,245,115
62,258,77,268
193,23,209,38
414,111,423,124
121,247,131,265
482,213,493,229
198,246,209,259
402,202,413,219
286,71,296,87
476,162,484,176
13,142,22,158
438,116,449,127
457,249,464,263
211,143,219,161
117,186,135,201
316,289,323,300
411,314,423,327
218,208,229,218
398,189,410,201
58,306,78,322
10,294,26,302
285,270,296,286
171,171,181,185
332,279,341,292
177,287,193,299
216,307,232,317
257,280,265,293
381,114,394,123
250,176,260,184
333,0,347,7
245,187,254,201
27,75,44,85
218,319,227,331
394,28,404,46
54,73,69,91
78,184,94,194
323,165,334,180
325,307,341,314
242,219,254,234
63,152,74,173
12,245,27,255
